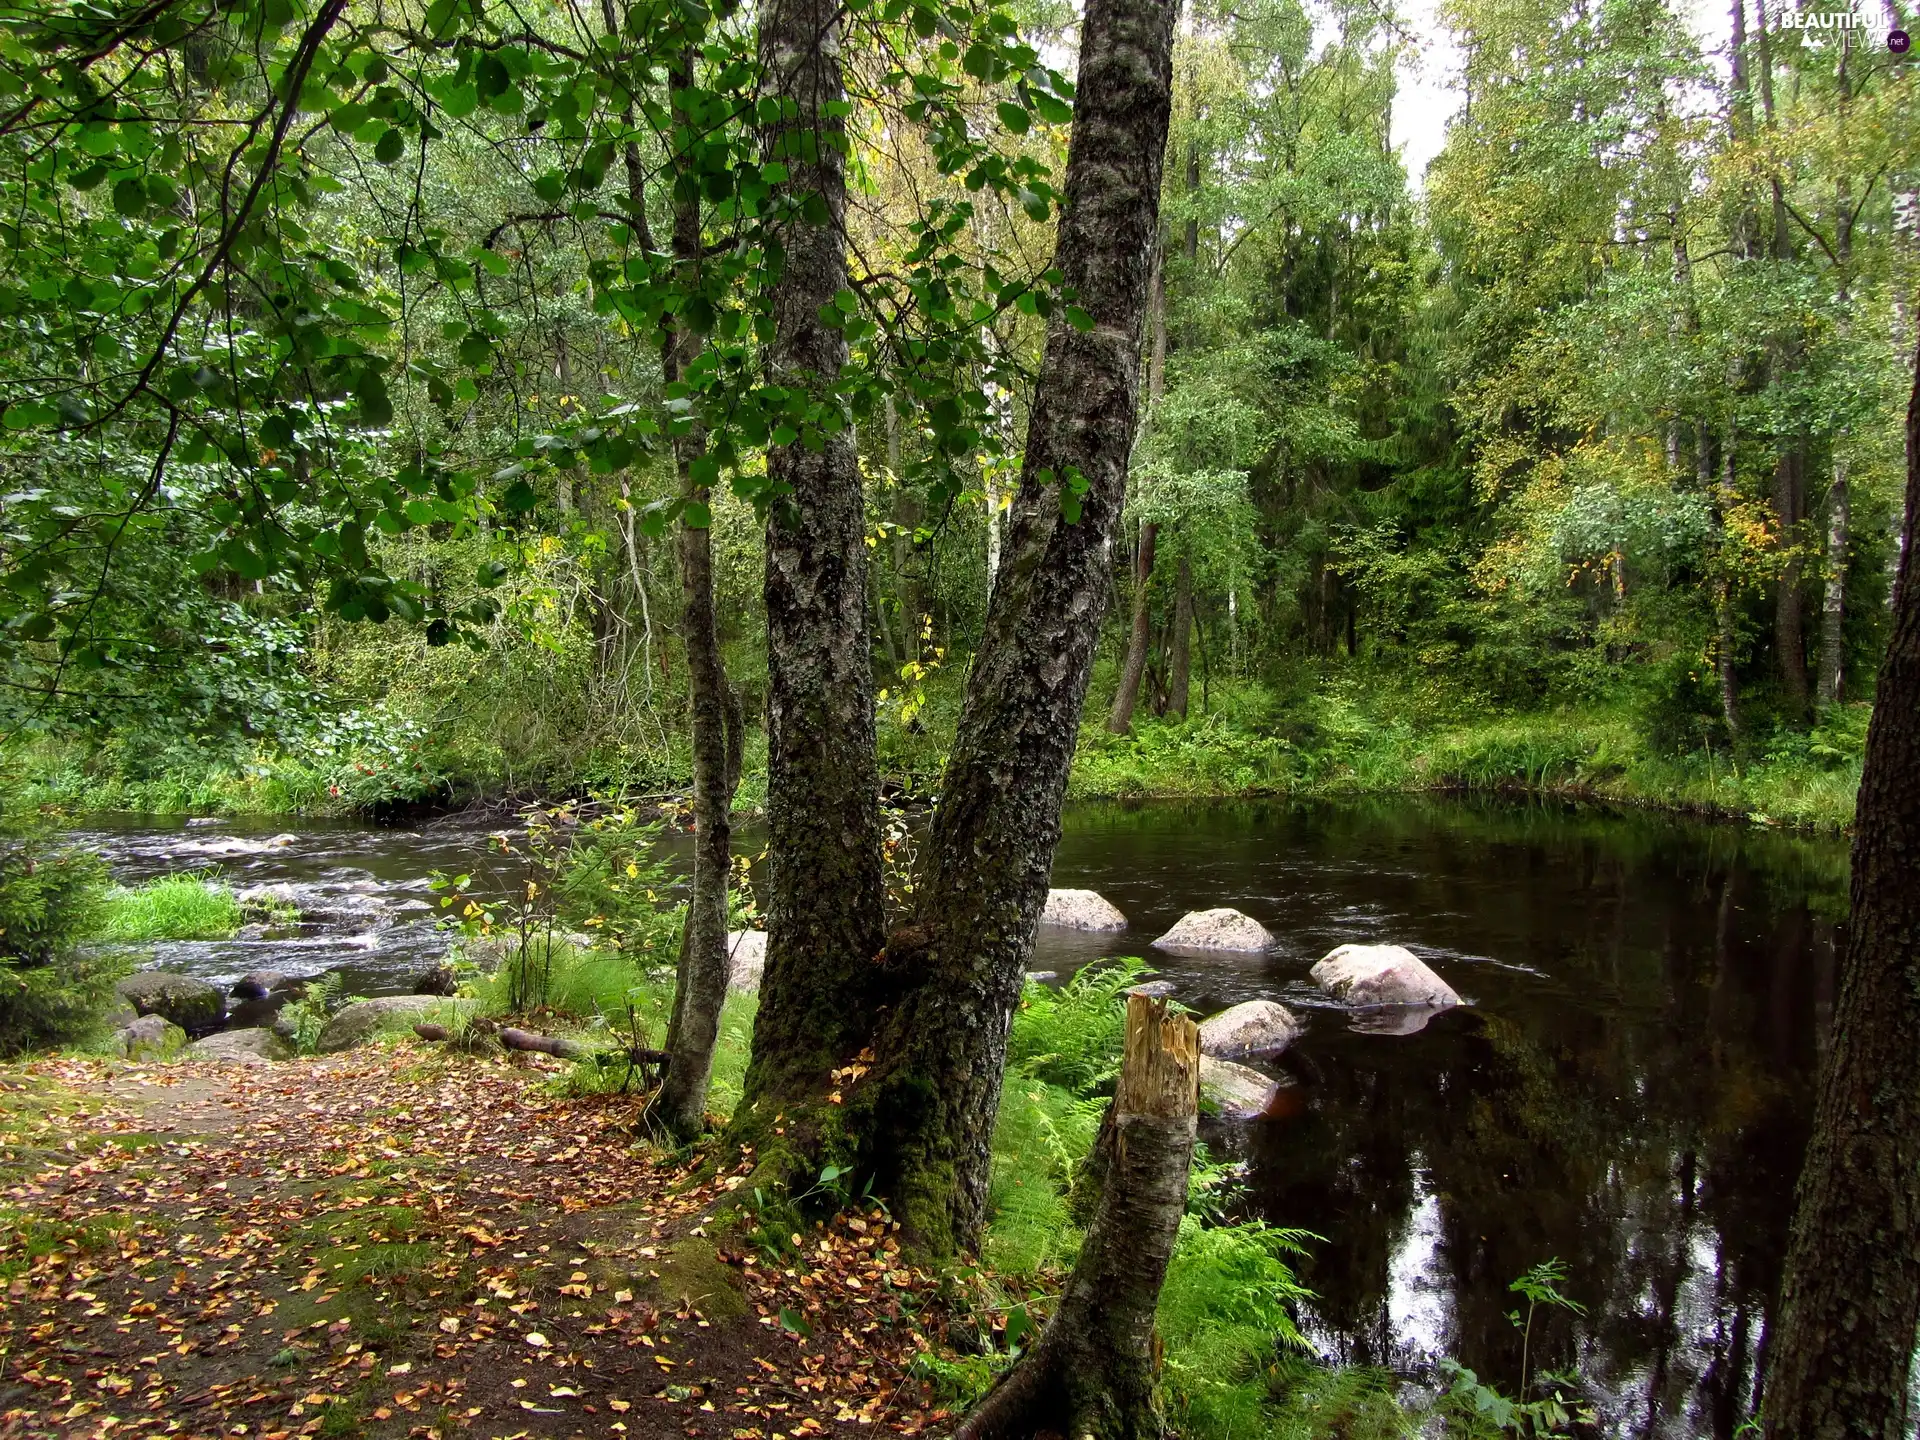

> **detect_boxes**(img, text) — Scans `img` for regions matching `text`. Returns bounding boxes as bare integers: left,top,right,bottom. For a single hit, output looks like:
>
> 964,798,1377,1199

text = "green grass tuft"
96,872,242,942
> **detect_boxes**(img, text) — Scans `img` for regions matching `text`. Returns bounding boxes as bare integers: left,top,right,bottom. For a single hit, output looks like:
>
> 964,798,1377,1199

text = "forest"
1,0,1919,1430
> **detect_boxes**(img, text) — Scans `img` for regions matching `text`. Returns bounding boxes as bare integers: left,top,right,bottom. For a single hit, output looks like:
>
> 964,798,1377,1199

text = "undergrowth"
96,872,243,942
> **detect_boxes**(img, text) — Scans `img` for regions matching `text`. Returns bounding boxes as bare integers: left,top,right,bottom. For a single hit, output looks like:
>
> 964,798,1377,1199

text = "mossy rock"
115,971,226,1036
639,1238,748,1323
116,1014,186,1061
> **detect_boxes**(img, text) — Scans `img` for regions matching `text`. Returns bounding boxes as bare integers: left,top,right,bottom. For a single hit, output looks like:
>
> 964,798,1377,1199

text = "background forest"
1,0,1915,830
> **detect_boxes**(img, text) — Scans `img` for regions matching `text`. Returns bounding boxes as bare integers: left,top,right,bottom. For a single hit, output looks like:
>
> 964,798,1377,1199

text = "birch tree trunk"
1764,338,1920,1439
956,997,1198,1440
1106,520,1158,733
843,0,1178,1251
735,0,890,1143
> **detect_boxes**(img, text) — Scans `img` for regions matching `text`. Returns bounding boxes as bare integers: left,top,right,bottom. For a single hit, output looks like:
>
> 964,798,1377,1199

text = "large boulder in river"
116,971,226,1035
1152,908,1274,954
188,1027,293,1064
1200,1056,1280,1119
727,931,766,993
1040,889,1128,932
230,970,289,1001
316,996,479,1053
116,1014,186,1061
1311,944,1460,1009
1199,1000,1303,1059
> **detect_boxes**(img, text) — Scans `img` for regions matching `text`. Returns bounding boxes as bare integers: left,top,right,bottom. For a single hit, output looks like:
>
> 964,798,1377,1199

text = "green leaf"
1065,306,1093,332
777,1307,812,1338
1019,189,1049,223
112,177,146,216
374,127,405,165
996,101,1030,135
683,500,711,529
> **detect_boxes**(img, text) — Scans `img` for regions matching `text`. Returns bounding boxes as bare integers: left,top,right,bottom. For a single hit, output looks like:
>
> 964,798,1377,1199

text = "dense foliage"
0,832,116,1054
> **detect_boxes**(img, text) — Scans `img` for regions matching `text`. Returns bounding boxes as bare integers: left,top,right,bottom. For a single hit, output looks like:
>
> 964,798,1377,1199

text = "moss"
641,1237,748,1322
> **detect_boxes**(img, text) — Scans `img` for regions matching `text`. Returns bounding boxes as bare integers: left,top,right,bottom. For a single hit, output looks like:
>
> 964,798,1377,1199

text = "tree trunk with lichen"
840,0,1178,1254
731,0,891,1156
1763,339,1920,1438
956,996,1198,1440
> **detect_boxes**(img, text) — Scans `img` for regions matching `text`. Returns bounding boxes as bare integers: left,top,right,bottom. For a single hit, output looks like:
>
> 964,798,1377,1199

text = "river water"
73,796,1847,1436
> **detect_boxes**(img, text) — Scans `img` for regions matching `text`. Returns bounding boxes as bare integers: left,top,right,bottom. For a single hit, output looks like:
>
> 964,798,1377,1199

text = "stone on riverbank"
1200,1055,1280,1118
231,970,288,1001
1152,908,1274,953
727,931,766,992
188,1028,293,1064
317,996,479,1053
1199,1000,1303,1059
117,1014,186,1061
1310,944,1460,1009
116,971,226,1035
1040,889,1128,931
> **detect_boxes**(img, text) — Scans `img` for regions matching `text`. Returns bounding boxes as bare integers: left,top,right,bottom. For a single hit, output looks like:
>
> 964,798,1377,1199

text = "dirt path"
0,1053,954,1440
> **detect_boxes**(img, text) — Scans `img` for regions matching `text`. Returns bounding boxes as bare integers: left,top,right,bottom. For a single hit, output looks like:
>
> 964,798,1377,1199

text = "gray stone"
1039,889,1128,932
117,1014,186,1061
1200,1056,1280,1119
1024,970,1059,984
231,970,288,1001
188,1027,293,1064
116,971,226,1035
1152,908,1275,954
1199,1000,1303,1059
1310,944,1461,1009
411,963,459,997
460,931,595,972
1126,979,1178,999
316,996,480,1053
727,931,766,993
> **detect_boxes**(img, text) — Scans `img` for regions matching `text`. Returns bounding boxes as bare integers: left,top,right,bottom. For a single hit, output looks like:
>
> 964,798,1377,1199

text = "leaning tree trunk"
1763,338,1920,1438
843,0,1178,1253
1166,554,1193,720
956,996,1198,1440
1107,521,1158,733
733,0,890,1148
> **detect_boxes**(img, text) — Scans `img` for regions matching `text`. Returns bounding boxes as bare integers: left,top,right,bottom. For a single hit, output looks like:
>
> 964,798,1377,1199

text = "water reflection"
1035,798,1843,1437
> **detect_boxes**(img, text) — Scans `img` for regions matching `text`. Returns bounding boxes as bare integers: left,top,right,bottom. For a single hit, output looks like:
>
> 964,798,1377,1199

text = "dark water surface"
74,797,1849,1435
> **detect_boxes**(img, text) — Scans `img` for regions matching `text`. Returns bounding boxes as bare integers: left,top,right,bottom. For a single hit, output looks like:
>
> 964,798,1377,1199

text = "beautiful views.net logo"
1774,7,1911,50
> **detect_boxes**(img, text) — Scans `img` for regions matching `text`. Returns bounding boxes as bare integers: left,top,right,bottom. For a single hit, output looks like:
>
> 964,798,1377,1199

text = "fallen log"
413,1023,451,1042
957,994,1199,1440
500,1027,593,1061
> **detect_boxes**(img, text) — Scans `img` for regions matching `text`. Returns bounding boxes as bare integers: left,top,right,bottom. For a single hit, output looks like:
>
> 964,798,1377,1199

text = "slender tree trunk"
1817,461,1849,706
1167,554,1193,719
655,40,739,1138
1717,420,1743,741
956,997,1198,1440
735,0,890,1145
844,0,1178,1252
1107,521,1158,733
1775,443,1811,720
1763,339,1920,1437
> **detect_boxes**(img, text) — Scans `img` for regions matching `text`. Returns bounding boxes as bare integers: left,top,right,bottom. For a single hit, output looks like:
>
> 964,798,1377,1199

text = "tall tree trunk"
1717,420,1743,741
1817,462,1849,707
735,0,890,1144
1167,554,1192,719
843,0,1178,1253
956,997,1198,1440
1107,521,1158,733
1763,338,1920,1438
1775,443,1811,720
655,40,739,1138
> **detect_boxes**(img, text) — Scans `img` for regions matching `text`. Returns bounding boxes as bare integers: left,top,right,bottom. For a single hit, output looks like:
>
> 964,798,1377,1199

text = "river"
72,795,1847,1436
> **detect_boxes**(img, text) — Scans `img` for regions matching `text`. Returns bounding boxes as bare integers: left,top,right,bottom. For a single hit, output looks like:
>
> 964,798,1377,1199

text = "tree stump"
957,994,1199,1440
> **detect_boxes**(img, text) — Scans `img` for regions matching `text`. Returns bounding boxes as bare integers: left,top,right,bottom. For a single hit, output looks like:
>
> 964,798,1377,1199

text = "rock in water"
316,996,479,1053
1199,1056,1280,1118
117,1014,186,1061
188,1028,293,1064
1311,944,1461,1009
116,971,227,1035
1152,908,1275,953
1126,979,1178,999
1039,889,1128,932
230,970,288,1001
412,963,460,997
727,931,767,993
1199,1000,1303,1059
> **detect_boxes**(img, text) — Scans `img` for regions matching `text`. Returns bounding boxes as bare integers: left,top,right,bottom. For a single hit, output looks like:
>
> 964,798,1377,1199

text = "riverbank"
1,672,1868,833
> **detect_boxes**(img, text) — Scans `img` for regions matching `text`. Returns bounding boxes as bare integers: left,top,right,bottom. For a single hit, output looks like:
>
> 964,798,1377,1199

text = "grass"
95,872,243,942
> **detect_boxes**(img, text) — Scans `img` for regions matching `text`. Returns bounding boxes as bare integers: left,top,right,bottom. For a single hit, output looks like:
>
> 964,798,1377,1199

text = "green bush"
0,835,122,1056
96,872,243,942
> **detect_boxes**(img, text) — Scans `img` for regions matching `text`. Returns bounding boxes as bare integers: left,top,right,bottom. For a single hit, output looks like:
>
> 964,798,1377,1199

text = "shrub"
0,835,120,1056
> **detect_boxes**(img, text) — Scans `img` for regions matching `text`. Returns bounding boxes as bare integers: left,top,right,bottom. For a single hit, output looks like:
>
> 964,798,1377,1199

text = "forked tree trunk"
1764,339,1920,1437
845,0,1178,1252
1167,554,1192,719
735,0,890,1143
1107,521,1158,733
956,996,1198,1440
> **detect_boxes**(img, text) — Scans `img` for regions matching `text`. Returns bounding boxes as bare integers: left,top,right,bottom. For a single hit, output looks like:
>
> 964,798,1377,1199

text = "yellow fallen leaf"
609,1399,632,1413
439,1317,460,1333
388,1362,411,1376
550,1386,579,1397
613,1289,634,1303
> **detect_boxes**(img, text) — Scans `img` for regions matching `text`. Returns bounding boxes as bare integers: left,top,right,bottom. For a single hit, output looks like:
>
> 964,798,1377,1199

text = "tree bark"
1107,521,1158,733
735,0,891,1146
1816,461,1848,707
956,997,1198,1440
1774,443,1811,721
843,0,1178,1253
1167,554,1192,720
1763,339,1920,1438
